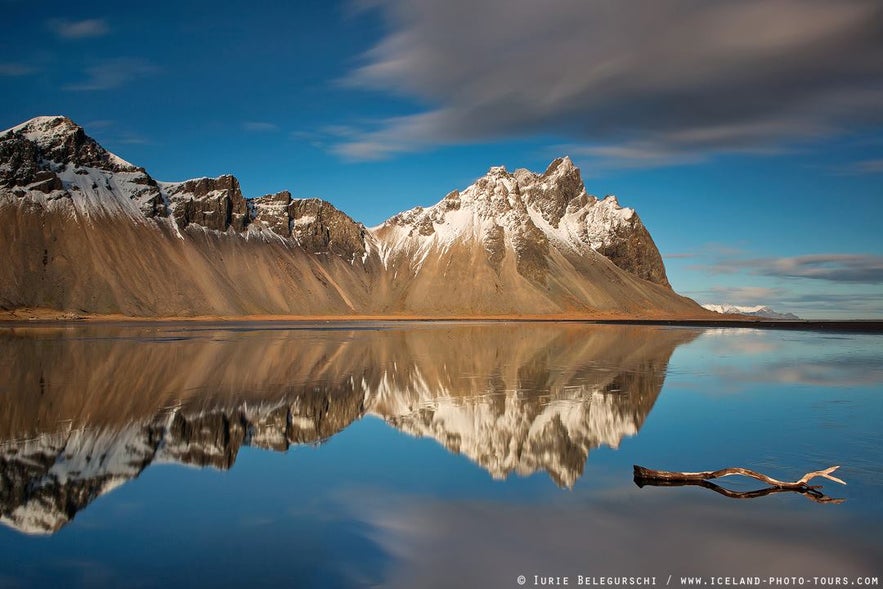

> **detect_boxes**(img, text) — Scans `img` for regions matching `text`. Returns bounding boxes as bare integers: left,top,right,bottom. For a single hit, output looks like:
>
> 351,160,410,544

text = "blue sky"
2,0,882,318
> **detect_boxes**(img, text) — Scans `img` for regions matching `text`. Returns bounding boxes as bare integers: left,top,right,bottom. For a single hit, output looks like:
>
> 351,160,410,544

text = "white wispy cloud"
47,18,109,40
242,121,279,133
0,62,36,76
836,158,883,175
80,120,152,147
64,58,159,91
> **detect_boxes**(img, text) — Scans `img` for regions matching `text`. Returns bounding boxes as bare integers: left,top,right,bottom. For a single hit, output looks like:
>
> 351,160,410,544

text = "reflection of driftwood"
633,465,846,504
636,478,845,504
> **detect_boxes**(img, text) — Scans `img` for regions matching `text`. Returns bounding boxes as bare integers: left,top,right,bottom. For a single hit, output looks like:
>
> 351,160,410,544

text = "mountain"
0,116,707,317
371,159,684,314
702,304,800,320
0,323,697,534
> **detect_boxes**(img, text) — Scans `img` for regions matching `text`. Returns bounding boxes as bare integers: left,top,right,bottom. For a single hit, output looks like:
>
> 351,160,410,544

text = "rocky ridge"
375,158,669,286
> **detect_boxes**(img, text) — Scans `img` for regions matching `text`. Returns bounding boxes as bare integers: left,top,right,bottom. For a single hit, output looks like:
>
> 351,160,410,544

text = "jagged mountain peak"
486,164,509,176
5,115,79,139
479,155,576,181
3,115,138,173
0,115,163,219
381,157,586,228
468,156,573,204
373,156,670,288
546,154,575,172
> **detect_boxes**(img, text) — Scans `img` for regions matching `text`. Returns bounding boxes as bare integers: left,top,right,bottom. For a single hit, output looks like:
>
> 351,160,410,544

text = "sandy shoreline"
1,308,881,332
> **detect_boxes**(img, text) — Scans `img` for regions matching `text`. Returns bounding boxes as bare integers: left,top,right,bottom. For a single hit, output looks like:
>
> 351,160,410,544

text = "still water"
0,322,880,588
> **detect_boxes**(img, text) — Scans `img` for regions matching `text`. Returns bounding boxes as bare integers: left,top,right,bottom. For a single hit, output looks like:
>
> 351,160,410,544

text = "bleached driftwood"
633,465,846,504
633,465,845,488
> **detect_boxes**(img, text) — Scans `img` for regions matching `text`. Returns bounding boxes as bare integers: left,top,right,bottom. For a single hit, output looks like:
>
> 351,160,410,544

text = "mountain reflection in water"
0,322,697,535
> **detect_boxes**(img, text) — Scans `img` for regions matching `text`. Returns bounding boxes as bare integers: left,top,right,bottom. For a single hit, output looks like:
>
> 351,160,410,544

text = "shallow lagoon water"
0,322,880,588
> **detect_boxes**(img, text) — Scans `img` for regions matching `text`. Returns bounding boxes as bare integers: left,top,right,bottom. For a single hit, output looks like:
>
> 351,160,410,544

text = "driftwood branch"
634,465,845,488
633,465,846,504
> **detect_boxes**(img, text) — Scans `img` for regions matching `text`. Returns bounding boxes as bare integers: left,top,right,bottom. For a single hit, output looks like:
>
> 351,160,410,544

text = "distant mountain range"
702,304,800,320
0,116,709,318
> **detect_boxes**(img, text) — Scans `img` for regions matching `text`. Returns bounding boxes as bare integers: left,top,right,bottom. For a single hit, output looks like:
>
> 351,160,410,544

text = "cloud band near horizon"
702,253,883,284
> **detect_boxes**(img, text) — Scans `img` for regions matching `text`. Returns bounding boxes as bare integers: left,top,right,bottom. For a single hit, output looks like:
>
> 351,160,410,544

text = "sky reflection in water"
0,323,880,588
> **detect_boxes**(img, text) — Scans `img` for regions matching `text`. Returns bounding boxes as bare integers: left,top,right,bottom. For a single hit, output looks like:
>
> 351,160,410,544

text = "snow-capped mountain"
0,115,164,219
702,304,800,320
375,158,667,286
0,115,707,317
369,158,690,314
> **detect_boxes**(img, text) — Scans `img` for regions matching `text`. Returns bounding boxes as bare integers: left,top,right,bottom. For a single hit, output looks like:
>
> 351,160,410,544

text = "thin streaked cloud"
47,18,109,40
242,121,279,133
0,62,36,76
64,58,159,91
704,254,883,284
835,158,883,175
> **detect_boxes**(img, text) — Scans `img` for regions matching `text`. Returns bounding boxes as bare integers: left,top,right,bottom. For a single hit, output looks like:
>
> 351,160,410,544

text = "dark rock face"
27,171,64,194
483,224,506,271
594,215,670,288
289,198,368,259
168,175,249,232
164,412,247,470
285,383,367,444
46,127,113,170
0,134,45,190
416,214,435,236
252,190,293,236
120,173,166,218
522,157,586,228
136,188,166,218
442,189,461,211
